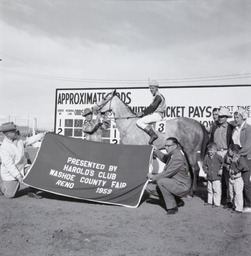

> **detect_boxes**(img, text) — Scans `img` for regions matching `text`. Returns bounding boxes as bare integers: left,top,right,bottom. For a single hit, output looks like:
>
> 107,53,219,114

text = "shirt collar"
235,121,246,131
218,122,228,128
5,137,16,144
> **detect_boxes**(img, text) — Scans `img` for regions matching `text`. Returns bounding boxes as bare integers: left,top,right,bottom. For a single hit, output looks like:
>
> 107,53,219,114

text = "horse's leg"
185,152,200,197
189,162,200,197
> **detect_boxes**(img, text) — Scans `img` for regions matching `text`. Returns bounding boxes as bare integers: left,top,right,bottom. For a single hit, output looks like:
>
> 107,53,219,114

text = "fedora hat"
82,108,92,117
0,122,17,132
218,107,232,118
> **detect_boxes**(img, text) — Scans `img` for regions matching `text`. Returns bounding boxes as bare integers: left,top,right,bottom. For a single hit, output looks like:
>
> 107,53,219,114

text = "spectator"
209,107,234,208
0,122,45,199
146,137,191,215
82,108,108,142
203,142,223,207
208,108,219,134
232,108,251,213
136,80,166,145
224,144,249,213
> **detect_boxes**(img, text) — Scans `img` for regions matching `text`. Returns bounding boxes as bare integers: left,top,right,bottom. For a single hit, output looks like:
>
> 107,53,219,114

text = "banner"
24,133,153,208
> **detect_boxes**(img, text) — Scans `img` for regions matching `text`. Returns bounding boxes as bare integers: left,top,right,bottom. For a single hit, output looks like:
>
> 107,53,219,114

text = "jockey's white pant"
136,112,162,130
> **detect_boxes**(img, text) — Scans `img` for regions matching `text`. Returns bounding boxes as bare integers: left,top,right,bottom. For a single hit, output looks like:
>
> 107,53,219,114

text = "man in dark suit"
146,137,191,215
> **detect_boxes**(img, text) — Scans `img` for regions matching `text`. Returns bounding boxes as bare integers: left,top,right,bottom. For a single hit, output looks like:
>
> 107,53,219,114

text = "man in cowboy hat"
209,107,235,208
0,122,46,199
82,108,109,142
232,108,251,213
136,80,166,145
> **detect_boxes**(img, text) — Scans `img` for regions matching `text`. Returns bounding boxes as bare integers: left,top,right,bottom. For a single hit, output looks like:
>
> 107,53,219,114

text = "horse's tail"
199,123,209,160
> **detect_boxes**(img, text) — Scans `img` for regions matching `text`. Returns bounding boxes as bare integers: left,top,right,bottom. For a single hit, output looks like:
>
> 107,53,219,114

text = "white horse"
97,90,209,195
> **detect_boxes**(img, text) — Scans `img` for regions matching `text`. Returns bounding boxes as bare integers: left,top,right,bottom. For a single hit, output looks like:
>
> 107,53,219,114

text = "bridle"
95,91,138,120
95,92,114,113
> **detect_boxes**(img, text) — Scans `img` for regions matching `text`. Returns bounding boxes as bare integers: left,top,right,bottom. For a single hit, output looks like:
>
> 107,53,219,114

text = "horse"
97,90,209,196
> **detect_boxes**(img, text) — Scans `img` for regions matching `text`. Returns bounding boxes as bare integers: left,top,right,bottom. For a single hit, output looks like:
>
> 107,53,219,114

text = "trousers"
146,178,190,209
242,157,251,208
0,180,20,198
136,112,162,130
207,180,222,206
217,150,230,204
0,166,31,199
229,177,244,211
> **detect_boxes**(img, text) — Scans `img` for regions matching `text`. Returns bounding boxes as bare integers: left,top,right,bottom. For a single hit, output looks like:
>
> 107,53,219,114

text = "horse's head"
94,89,137,119
94,89,117,114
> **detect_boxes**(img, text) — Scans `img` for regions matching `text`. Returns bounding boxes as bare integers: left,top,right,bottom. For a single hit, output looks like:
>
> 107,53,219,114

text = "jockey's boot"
144,126,158,145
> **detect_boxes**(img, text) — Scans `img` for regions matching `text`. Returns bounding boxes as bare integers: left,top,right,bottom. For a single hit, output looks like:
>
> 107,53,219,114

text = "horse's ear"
112,89,117,96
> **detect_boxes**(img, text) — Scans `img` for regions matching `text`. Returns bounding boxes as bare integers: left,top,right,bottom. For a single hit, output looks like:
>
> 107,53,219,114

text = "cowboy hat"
218,107,232,118
0,122,17,132
82,108,92,116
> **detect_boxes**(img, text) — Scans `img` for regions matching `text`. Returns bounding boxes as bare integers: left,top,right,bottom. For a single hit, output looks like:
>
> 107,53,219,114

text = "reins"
114,116,138,120
96,92,138,120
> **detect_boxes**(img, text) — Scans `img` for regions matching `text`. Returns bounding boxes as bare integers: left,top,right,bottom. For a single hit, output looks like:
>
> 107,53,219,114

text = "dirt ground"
0,147,251,256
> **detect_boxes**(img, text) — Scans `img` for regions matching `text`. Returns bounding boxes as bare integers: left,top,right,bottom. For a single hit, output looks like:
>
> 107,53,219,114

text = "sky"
0,0,251,130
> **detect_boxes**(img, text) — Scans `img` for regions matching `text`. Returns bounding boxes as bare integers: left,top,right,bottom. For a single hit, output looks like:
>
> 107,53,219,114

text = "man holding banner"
146,137,191,215
82,108,103,142
0,122,46,199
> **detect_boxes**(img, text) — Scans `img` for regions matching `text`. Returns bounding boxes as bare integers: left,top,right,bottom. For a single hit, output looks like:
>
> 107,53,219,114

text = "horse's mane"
113,93,137,116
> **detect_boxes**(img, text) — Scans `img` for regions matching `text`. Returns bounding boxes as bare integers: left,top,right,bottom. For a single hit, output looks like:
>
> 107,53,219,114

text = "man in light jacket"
232,108,251,213
0,122,45,199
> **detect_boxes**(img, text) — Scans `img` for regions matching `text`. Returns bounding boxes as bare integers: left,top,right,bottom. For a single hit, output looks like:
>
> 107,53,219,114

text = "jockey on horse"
136,80,166,145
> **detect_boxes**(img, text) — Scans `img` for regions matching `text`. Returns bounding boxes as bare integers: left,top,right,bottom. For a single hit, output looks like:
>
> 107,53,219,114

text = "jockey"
136,80,166,144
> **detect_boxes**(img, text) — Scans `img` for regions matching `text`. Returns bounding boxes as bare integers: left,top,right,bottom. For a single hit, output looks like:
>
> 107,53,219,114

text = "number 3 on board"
156,121,166,133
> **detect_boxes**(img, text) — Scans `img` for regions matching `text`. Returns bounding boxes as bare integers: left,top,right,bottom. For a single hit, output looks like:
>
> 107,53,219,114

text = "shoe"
166,207,178,215
28,192,42,199
187,191,194,198
223,202,233,209
243,207,251,213
204,203,212,206
212,205,220,208
146,198,166,208
231,209,242,214
146,198,160,205
177,200,185,208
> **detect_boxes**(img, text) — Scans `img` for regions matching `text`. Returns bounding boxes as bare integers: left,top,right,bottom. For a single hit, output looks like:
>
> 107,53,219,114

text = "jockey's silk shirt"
154,91,166,116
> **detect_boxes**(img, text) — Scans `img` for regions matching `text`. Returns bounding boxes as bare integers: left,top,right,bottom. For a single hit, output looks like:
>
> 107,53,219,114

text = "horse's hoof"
177,200,185,207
